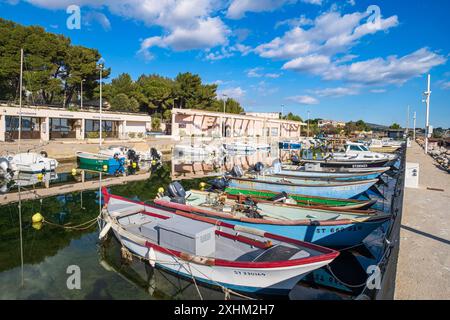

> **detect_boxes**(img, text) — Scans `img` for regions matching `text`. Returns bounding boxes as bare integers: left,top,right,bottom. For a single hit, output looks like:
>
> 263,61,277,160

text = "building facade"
0,104,152,142
318,119,346,128
171,108,306,139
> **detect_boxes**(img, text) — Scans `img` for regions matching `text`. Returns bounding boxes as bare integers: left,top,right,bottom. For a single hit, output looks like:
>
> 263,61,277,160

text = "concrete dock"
395,141,450,299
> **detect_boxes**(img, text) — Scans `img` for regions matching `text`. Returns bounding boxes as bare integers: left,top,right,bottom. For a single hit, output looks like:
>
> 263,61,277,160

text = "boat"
223,142,256,153
279,141,301,150
6,152,58,173
76,151,125,175
270,161,389,181
369,138,403,152
0,157,13,179
100,187,339,295
99,145,162,162
225,171,377,199
174,144,222,157
223,187,376,210
154,185,390,247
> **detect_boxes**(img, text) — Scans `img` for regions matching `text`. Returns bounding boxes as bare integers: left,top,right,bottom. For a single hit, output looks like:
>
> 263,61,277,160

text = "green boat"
76,151,125,174
224,186,376,210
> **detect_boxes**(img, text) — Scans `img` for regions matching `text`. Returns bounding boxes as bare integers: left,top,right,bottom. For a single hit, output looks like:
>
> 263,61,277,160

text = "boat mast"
99,63,103,147
18,48,23,153
413,111,416,141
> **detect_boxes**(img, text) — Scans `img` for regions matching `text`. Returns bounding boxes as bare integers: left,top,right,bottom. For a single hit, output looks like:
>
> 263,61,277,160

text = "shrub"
129,132,136,139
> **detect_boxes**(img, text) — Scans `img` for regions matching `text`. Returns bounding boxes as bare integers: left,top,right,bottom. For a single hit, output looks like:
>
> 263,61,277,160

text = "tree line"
0,18,243,119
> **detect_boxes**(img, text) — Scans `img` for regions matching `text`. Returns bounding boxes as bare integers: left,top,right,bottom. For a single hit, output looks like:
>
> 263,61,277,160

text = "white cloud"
246,67,281,78
313,86,360,97
84,11,111,31
287,95,319,105
370,89,386,93
275,15,314,29
441,81,450,90
217,86,246,101
256,10,399,60
226,0,321,20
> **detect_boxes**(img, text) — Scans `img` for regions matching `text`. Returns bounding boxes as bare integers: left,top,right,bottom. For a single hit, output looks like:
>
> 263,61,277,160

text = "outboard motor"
253,162,265,173
271,159,282,174
167,181,186,204
208,177,229,191
230,165,244,177
150,148,161,161
270,191,288,203
290,154,301,165
127,149,140,163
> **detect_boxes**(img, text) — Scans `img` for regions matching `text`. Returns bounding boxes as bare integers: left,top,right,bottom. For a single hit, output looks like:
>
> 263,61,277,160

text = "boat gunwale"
103,188,340,269
227,176,379,188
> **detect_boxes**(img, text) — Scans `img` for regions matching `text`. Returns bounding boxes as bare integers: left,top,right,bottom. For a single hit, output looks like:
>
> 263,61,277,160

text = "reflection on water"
0,147,398,299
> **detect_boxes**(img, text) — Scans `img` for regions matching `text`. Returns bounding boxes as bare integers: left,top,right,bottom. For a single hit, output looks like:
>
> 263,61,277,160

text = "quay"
395,141,450,299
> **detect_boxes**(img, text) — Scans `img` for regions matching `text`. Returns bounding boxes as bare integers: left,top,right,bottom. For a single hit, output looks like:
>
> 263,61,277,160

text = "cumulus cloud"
246,67,281,78
287,95,319,105
313,86,360,97
256,10,399,60
217,86,246,101
226,0,321,20
84,11,111,31
441,81,450,90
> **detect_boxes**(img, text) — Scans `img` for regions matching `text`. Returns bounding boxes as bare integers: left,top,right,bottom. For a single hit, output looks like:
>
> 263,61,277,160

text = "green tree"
110,93,139,112
389,123,401,129
282,112,303,122
137,74,174,116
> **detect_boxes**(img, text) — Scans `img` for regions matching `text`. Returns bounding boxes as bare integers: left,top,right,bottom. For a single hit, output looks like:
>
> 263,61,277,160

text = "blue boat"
155,188,391,248
279,141,301,150
227,175,378,199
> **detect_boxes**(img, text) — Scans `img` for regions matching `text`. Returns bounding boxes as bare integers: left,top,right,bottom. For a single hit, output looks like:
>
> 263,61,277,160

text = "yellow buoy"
157,187,165,194
199,182,206,188
32,222,43,231
103,165,108,171
151,160,156,165
32,212,44,223
71,168,77,176
132,162,137,168
37,173,43,181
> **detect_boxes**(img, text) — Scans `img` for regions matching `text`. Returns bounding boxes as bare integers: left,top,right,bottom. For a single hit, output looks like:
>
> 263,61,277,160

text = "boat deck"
394,141,450,299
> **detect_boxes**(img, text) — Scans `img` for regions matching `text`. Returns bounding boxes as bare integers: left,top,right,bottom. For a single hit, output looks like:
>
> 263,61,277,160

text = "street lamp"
80,79,85,110
307,110,310,138
222,94,228,114
281,104,284,119
97,61,104,146
422,74,431,154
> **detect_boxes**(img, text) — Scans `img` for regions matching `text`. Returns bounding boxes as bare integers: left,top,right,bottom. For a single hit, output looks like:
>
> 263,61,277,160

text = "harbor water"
0,146,404,300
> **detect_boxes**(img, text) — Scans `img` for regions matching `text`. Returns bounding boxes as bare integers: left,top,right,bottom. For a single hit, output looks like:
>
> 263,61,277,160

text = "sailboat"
4,49,59,174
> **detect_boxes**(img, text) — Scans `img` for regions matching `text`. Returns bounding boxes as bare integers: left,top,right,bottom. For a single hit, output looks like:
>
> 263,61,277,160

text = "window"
85,120,118,138
350,145,361,151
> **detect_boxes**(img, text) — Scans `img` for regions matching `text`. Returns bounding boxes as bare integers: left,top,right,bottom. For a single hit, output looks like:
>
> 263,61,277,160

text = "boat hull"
228,178,377,199
302,159,389,168
114,230,333,294
77,152,125,174
224,187,375,209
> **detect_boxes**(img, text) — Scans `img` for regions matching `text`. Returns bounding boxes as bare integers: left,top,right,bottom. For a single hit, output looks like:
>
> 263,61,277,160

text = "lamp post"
97,62,104,147
423,74,431,154
80,79,85,110
281,104,284,119
413,111,416,141
307,110,310,138
222,94,228,114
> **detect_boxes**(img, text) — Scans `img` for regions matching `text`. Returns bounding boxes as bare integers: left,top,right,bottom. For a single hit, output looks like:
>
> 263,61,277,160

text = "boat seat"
252,244,310,262
109,202,144,218
124,221,158,243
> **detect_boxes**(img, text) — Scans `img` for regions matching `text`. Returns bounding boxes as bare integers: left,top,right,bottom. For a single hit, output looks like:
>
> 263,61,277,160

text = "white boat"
6,152,58,173
100,187,339,295
0,157,13,179
174,144,221,157
369,138,403,150
331,142,397,162
223,142,256,153
98,145,161,162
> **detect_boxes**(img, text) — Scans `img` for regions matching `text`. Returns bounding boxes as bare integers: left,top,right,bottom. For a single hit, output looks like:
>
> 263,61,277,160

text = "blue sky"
1,0,449,127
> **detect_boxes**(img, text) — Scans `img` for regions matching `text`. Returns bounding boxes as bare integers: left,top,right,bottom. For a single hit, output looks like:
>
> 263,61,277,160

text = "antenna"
413,111,416,141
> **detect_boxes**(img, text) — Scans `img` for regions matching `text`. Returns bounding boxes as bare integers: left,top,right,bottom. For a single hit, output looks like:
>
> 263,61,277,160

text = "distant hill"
366,123,390,131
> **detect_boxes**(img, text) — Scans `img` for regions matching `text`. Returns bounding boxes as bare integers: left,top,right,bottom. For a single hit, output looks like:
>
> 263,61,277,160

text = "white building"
0,104,152,142
318,119,346,128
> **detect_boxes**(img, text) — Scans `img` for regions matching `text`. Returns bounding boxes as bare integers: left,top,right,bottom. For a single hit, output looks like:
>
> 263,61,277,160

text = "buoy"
103,165,108,171
158,187,164,194
37,173,43,181
32,212,44,223
132,162,137,168
199,182,206,190
71,168,77,176
151,160,156,165
32,222,43,230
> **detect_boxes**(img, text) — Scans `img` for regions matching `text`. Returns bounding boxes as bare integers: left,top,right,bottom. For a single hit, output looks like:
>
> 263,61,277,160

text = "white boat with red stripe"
100,187,339,295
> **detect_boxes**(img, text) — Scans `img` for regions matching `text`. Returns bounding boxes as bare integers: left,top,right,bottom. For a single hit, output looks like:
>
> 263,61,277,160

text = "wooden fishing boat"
100,188,339,295
154,185,390,247
227,175,378,199
223,187,376,210
76,151,125,174
276,165,389,181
